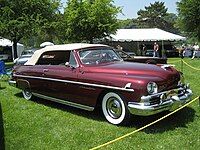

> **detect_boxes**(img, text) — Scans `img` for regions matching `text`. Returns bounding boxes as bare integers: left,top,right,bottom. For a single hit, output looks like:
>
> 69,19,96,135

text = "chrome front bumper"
128,84,192,116
8,80,16,87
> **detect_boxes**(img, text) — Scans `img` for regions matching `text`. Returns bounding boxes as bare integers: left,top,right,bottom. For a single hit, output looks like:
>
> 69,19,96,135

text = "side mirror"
65,62,70,66
65,62,75,69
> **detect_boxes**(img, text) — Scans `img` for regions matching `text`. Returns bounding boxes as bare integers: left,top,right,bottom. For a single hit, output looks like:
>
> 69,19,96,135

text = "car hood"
85,62,179,80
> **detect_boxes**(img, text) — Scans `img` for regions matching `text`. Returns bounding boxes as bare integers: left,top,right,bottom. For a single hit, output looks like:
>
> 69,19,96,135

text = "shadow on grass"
0,81,6,90
0,87,6,90
0,80,9,90
128,107,196,134
14,92,196,133
0,103,5,150
14,92,105,122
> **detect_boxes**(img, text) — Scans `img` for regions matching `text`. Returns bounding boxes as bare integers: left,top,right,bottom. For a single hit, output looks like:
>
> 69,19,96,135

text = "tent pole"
12,44,14,62
161,40,164,58
137,41,140,55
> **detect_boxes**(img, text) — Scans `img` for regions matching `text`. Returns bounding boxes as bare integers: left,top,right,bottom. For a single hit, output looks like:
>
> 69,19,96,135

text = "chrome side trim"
124,83,132,89
32,93,94,111
14,74,134,92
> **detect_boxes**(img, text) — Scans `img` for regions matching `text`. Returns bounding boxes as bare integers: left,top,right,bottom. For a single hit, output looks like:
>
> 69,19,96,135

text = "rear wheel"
22,89,32,100
102,92,131,125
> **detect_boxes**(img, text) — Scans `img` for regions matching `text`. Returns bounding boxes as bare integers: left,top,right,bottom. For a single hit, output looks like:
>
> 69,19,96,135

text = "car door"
42,65,78,100
39,51,81,101
30,49,97,109
24,65,50,95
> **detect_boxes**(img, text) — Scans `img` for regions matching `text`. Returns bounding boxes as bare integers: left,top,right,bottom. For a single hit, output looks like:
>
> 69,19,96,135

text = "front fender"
17,79,31,90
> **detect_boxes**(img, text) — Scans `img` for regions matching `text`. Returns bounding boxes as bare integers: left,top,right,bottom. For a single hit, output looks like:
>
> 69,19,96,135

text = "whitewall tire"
22,89,32,100
102,92,130,125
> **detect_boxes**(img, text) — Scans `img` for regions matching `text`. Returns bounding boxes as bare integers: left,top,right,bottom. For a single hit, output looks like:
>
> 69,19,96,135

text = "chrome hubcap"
106,97,122,119
23,90,32,99
25,91,31,97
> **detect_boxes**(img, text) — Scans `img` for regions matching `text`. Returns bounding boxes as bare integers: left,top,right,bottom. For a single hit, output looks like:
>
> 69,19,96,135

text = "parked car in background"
0,54,9,61
126,51,136,57
14,49,36,65
165,44,179,57
9,43,192,125
183,47,200,58
166,49,179,57
145,49,154,57
116,49,167,64
145,44,179,58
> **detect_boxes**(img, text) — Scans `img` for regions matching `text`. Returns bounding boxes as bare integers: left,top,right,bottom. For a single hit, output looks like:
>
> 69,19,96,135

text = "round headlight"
147,82,158,94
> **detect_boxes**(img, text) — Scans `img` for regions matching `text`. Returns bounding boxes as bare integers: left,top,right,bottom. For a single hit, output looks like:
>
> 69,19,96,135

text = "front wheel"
22,89,32,100
102,92,131,125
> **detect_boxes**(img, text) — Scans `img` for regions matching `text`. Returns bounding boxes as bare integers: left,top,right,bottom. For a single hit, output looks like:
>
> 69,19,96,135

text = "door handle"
80,70,84,74
43,69,49,72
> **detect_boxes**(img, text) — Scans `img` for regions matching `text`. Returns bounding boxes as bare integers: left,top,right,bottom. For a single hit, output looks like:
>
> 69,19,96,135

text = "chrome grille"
149,96,160,105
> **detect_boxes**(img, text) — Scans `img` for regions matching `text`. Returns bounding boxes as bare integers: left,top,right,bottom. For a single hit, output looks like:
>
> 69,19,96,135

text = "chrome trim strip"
32,93,94,111
128,87,193,116
14,74,134,92
8,80,16,87
141,87,183,102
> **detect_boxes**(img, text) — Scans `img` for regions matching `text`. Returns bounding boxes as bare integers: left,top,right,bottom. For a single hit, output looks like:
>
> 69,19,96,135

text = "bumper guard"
8,80,16,87
128,84,192,116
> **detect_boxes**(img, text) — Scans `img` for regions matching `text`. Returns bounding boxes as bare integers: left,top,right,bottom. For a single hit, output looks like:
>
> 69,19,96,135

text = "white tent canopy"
110,28,186,41
0,37,23,47
0,38,13,47
0,37,24,59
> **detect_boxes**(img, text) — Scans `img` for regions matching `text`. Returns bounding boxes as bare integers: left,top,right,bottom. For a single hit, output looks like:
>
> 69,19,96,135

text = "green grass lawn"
0,58,200,150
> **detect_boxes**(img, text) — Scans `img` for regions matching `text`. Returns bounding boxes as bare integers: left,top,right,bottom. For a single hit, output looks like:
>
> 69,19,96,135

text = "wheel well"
95,90,123,110
17,79,31,90
95,90,108,109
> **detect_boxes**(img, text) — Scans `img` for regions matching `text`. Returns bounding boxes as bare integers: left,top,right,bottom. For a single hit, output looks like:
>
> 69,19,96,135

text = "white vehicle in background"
0,54,9,60
14,41,54,65
14,49,36,65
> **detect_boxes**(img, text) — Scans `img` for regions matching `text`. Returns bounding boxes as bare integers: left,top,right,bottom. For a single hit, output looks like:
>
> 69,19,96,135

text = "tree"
137,1,177,33
117,19,138,29
177,0,200,41
63,0,120,43
35,13,66,46
163,13,179,34
0,0,60,59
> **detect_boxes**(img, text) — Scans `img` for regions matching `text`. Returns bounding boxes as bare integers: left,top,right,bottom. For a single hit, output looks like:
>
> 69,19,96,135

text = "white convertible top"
25,43,109,65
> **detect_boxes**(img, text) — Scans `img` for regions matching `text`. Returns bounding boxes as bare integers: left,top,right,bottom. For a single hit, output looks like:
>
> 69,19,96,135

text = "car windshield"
20,55,32,58
79,49,122,65
21,50,35,56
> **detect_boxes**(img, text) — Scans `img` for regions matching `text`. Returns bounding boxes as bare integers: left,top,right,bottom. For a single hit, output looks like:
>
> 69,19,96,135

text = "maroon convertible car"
9,43,192,125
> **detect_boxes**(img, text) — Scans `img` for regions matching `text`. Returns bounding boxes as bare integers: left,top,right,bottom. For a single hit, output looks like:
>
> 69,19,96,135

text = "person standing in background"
192,43,199,59
153,42,159,57
142,44,146,56
116,45,123,51
180,45,185,58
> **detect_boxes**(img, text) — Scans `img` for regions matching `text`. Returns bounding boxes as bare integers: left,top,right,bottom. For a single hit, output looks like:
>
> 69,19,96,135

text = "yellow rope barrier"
182,60,200,71
90,96,199,150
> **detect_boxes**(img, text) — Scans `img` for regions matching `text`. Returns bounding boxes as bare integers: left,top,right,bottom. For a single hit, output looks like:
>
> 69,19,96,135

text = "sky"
60,0,180,19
